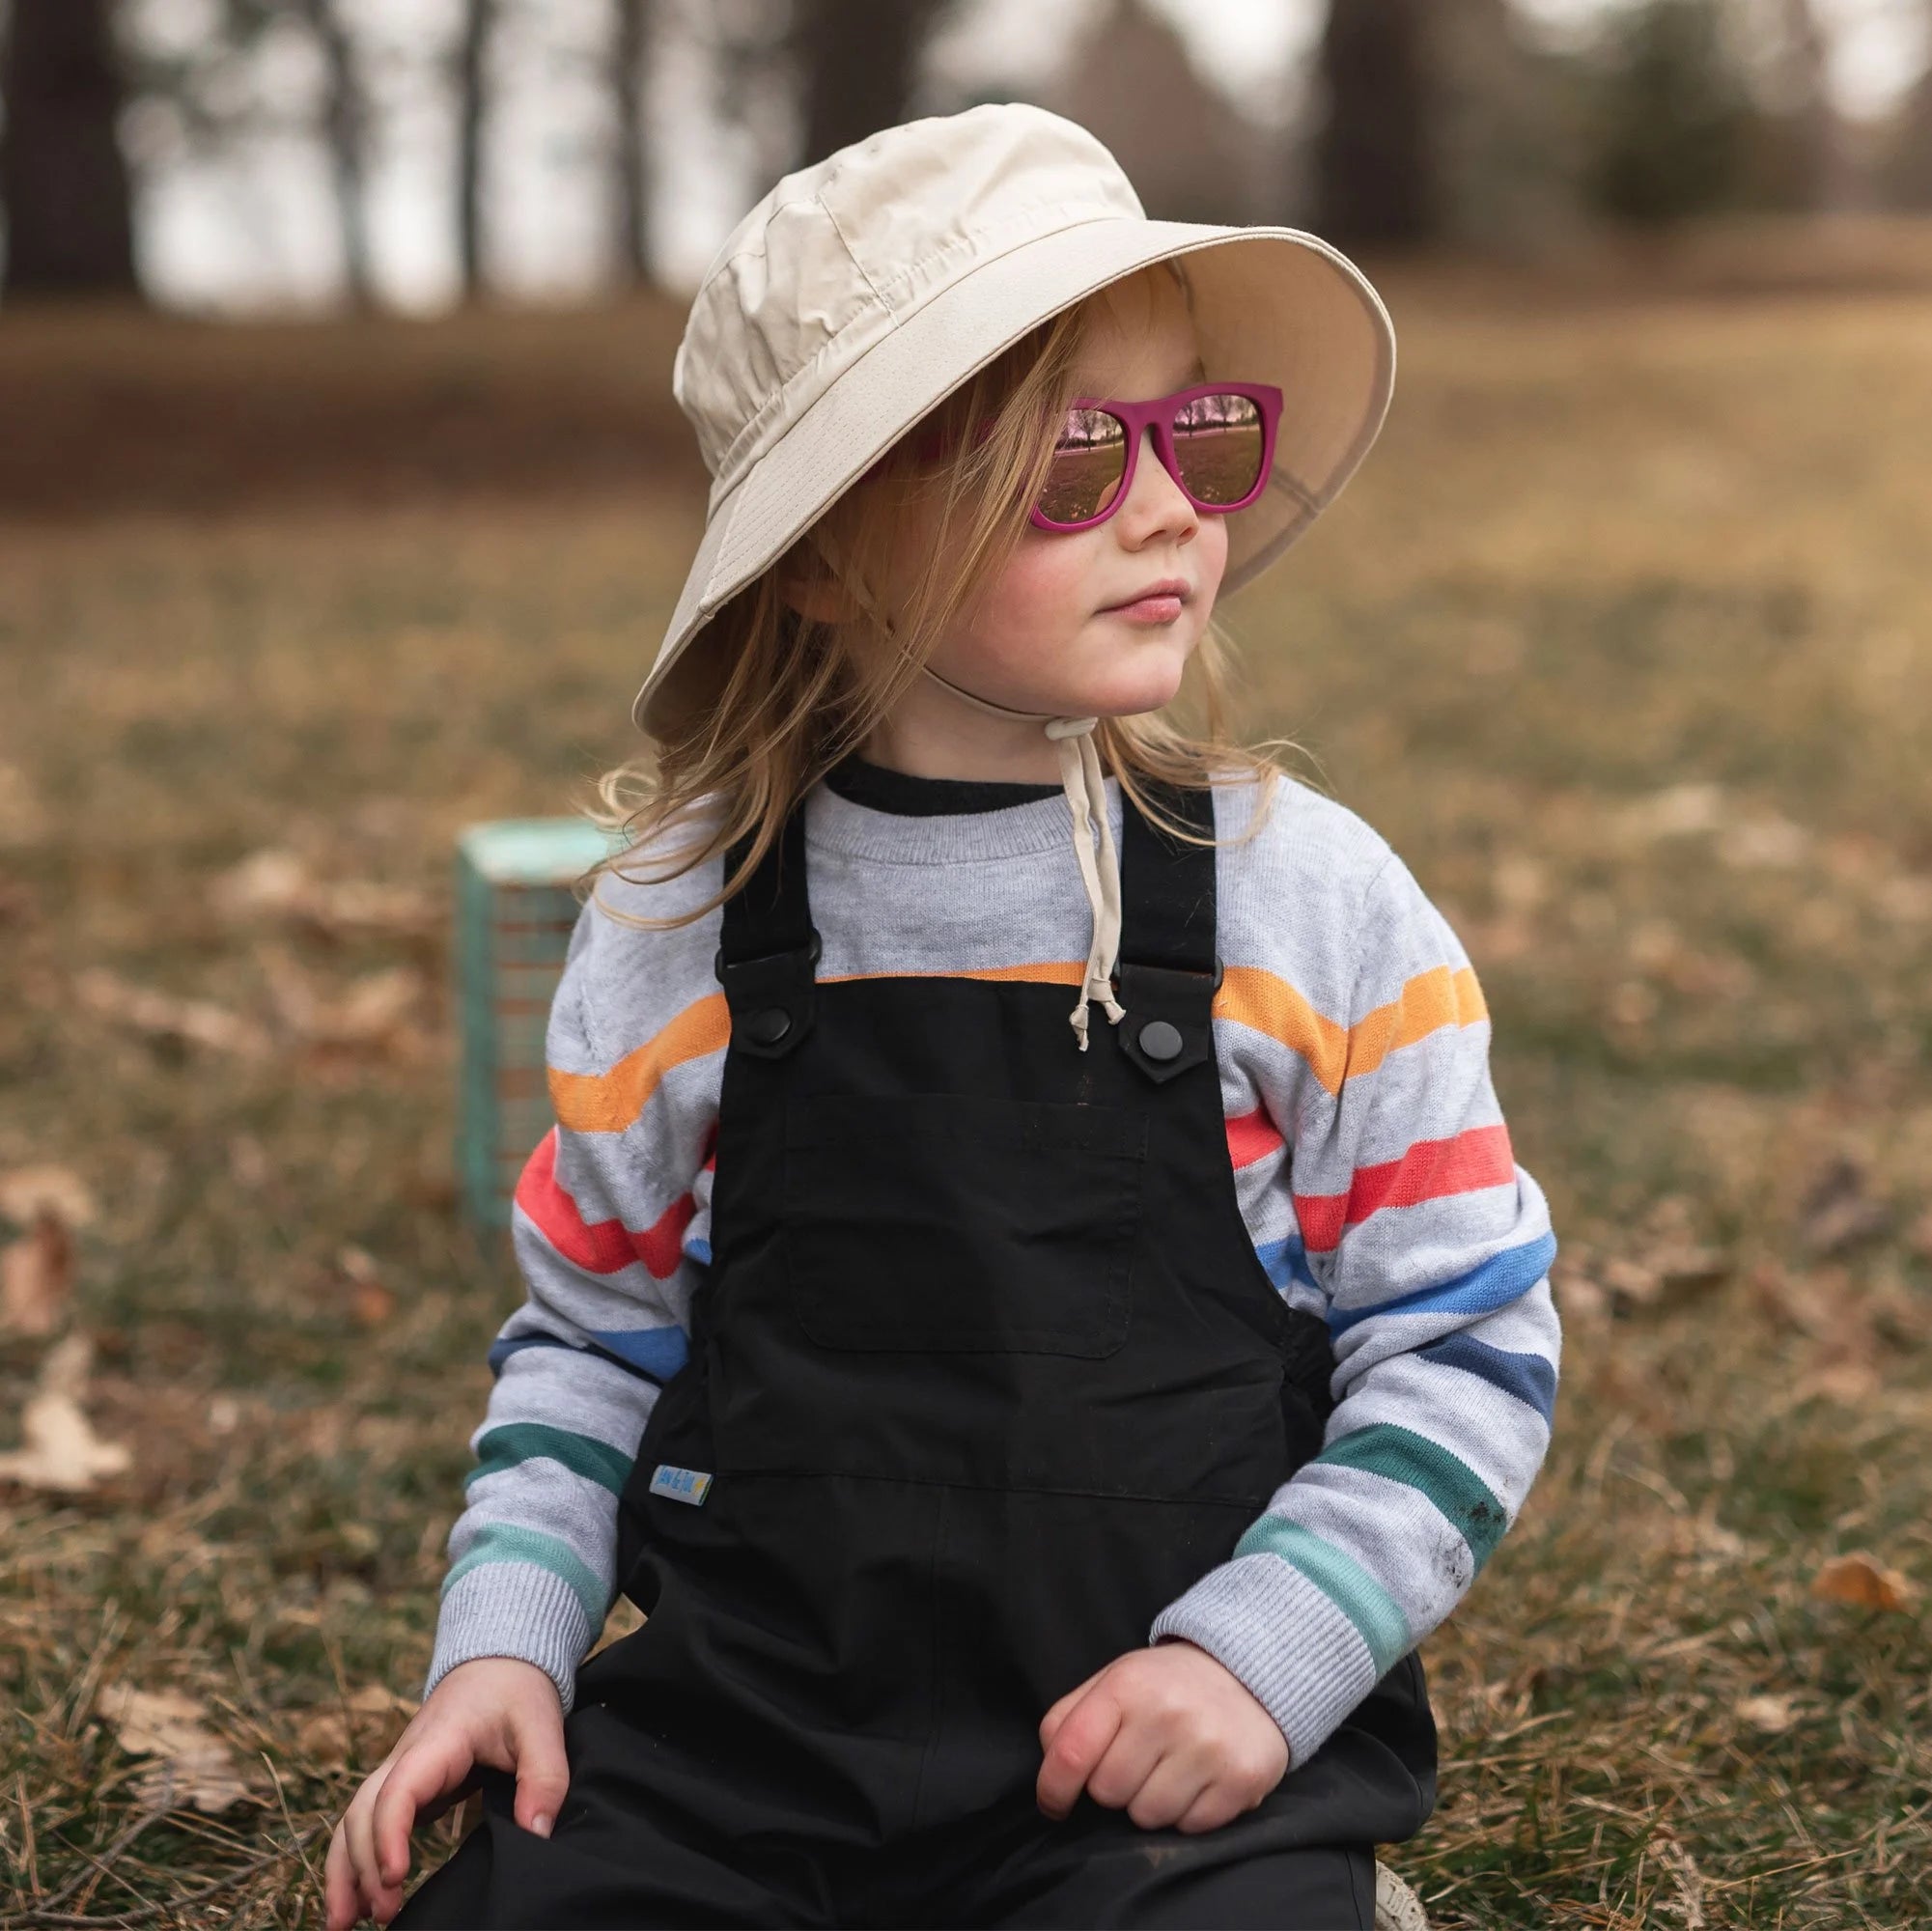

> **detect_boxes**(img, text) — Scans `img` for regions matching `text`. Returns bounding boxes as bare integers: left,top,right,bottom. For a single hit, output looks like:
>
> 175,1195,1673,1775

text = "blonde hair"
584,264,1297,930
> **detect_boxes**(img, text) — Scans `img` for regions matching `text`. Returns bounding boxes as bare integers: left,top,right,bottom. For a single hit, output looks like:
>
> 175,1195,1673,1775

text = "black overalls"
398,778,1436,1929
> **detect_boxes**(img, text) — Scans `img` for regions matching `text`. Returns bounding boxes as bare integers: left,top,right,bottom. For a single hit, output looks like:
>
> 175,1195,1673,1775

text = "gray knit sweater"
425,765,1560,1772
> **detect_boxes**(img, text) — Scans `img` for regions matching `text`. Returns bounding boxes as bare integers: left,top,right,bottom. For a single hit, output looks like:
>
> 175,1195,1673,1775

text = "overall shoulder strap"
1115,778,1218,1085
715,797,820,1059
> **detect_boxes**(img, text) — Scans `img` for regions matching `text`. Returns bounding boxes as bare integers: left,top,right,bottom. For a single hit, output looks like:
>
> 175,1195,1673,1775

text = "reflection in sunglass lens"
1172,392,1265,506
1036,407,1127,526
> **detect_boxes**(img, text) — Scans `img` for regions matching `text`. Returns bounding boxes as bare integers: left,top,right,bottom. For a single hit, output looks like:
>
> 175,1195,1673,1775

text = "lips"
1101,577,1191,620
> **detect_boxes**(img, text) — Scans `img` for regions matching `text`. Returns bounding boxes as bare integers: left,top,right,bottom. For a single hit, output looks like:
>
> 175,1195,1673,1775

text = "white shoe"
1374,1861,1431,1931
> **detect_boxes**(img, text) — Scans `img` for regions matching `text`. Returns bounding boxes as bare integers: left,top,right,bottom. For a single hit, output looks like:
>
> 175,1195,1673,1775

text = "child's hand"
322,1657,567,1929
1036,1638,1289,1834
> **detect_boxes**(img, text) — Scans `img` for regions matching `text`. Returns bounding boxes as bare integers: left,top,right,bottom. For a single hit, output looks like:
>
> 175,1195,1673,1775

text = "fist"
1036,1639,1289,1834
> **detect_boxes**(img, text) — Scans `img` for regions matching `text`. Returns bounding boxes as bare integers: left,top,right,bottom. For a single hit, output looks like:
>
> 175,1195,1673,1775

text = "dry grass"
3,235,1931,1925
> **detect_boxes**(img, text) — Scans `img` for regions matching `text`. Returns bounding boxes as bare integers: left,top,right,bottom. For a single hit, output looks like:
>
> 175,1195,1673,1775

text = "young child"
326,102,1559,1930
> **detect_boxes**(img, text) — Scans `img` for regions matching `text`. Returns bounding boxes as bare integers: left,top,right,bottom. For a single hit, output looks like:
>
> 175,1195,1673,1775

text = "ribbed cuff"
422,1561,597,1716
1148,1553,1386,1771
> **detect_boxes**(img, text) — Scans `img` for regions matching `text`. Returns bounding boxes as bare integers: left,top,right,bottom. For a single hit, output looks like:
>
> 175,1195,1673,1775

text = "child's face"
912,269,1228,722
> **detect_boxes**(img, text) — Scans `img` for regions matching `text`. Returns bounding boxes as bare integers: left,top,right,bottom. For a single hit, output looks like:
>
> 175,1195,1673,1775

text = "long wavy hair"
583,263,1297,930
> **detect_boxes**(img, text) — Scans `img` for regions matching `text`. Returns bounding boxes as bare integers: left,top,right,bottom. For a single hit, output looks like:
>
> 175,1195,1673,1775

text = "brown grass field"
3,225,1931,1926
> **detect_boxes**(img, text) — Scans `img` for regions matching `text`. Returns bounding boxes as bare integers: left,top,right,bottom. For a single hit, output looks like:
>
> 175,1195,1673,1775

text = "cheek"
973,534,1097,642
1194,518,1230,599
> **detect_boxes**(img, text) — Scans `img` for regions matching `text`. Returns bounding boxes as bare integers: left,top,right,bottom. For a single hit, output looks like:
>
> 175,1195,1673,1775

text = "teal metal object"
455,818,627,1231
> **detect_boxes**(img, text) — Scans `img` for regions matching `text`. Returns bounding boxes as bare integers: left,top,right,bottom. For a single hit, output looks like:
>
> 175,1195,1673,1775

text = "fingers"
1038,1663,1107,1753
372,1731,474,1896
1080,1713,1169,1815
1175,1779,1250,1834
508,1700,571,1837
1036,1682,1123,1820
322,1821,364,1931
344,1759,398,1925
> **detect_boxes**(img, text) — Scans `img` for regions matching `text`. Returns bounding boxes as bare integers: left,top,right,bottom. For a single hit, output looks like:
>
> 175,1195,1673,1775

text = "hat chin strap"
918,665,1126,1051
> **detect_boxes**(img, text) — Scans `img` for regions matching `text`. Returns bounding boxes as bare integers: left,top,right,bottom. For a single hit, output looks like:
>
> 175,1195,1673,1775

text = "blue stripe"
486,1326,678,1387
1255,1233,1319,1293
685,1237,713,1266
587,1326,690,1380
1235,1518,1411,1674
1329,1230,1556,1336
1417,1333,1556,1425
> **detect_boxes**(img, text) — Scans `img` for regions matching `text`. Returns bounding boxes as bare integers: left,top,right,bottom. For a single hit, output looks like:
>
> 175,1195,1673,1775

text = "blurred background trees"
0,0,1929,308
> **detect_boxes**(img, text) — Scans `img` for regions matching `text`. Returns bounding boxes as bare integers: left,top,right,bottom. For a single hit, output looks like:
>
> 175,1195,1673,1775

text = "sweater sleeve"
421,900,719,1714
1148,849,1560,1769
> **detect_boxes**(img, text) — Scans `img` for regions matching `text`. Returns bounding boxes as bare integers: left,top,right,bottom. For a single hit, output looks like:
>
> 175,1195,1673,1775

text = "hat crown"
674,103,1144,496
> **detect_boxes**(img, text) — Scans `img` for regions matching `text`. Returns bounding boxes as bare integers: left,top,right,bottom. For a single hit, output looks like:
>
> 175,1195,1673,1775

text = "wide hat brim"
632,215,1395,737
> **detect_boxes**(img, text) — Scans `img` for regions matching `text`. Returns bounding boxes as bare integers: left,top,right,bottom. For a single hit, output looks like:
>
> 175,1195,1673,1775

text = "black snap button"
1138,1019,1184,1062
746,1006,792,1046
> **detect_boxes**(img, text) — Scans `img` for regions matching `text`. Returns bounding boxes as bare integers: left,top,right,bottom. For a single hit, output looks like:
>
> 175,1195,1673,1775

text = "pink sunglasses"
886,380,1284,533
1029,381,1283,531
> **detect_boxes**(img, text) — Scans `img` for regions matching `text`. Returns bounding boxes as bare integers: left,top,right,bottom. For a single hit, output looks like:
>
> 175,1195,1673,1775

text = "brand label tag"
648,1464,713,1505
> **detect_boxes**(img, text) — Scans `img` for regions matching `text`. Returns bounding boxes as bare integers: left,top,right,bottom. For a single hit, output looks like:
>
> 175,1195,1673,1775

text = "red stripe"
514,1129,696,1280
1225,1105,1286,1171
1295,1123,1514,1252
631,1191,697,1279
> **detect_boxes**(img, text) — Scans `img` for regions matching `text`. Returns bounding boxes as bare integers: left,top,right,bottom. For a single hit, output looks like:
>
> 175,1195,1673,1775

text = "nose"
1112,424,1197,548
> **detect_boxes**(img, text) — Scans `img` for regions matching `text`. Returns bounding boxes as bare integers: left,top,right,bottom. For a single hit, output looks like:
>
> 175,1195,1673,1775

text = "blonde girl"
327,102,1559,1931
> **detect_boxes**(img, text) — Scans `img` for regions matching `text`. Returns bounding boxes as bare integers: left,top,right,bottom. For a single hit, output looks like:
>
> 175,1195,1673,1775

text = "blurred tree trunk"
793,0,946,166
456,0,495,296
1314,0,1438,246
1772,0,1842,210
612,0,651,285
299,0,373,306
0,0,140,298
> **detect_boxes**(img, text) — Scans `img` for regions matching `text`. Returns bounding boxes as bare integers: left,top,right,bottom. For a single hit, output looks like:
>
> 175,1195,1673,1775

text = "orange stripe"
548,992,732,1134
1215,963,1486,1097
1346,965,1488,1083
1215,966,1350,1093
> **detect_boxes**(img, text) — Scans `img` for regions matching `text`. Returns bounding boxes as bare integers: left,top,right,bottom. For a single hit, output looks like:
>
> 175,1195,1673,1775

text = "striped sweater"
426,760,1561,1773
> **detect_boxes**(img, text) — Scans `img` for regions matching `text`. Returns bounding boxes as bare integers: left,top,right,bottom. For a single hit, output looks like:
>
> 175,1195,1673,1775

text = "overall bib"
399,781,1436,1929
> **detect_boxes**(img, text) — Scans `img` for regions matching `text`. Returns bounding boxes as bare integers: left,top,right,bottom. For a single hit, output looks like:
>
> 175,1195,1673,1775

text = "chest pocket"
781,1091,1146,1357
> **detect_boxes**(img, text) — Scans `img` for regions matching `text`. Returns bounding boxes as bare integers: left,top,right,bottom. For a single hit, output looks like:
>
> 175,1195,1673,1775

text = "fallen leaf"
0,1163,97,1229
336,1244,395,1327
296,1682,418,1763
1,1210,73,1335
78,967,271,1058
1553,1264,1610,1326
1810,1551,1913,1612
1799,1158,1893,1257
96,1683,264,1813
210,847,312,920
212,849,437,938
1905,1208,1932,1263
1717,815,1810,869
0,1333,132,1493
1618,782,1728,841
258,943,423,1050
1651,1830,1707,1928
1736,1692,1798,1734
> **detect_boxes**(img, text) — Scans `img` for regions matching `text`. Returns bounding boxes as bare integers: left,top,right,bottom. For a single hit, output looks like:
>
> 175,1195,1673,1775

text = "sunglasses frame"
1027,380,1284,533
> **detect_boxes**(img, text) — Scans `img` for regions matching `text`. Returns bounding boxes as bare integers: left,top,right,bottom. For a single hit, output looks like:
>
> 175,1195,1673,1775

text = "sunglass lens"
1173,392,1265,507
1036,407,1127,526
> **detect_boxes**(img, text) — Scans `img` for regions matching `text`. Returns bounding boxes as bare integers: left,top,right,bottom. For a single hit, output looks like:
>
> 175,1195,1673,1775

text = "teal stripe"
465,1422,633,1497
1316,1422,1509,1570
441,1525,606,1627
1235,1518,1410,1674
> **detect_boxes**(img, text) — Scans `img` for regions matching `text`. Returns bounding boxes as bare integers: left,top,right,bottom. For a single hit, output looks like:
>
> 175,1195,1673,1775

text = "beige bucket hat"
633,99,1397,740
637,100,1396,1051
